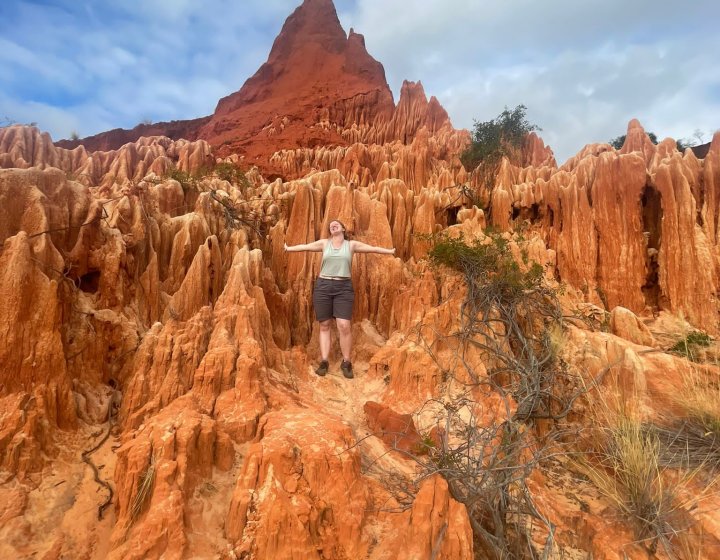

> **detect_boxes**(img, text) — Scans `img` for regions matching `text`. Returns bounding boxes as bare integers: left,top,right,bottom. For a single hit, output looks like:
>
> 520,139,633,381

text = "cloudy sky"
1,0,718,163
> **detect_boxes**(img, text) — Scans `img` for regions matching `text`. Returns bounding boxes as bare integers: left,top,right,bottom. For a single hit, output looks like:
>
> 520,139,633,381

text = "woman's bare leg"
336,318,352,362
319,319,332,361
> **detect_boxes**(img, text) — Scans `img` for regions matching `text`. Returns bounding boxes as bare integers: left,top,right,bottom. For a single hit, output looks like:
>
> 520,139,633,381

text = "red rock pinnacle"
57,0,456,178
200,0,396,166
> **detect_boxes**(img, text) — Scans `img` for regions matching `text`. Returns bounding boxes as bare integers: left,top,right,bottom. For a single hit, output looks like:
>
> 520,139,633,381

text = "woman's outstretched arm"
284,239,326,253
350,241,396,255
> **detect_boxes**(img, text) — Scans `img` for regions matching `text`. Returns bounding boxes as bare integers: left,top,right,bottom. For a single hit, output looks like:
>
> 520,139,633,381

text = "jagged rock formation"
3,0,720,558
2,125,213,188
487,120,720,332
54,116,211,155
56,0,469,183
3,119,720,558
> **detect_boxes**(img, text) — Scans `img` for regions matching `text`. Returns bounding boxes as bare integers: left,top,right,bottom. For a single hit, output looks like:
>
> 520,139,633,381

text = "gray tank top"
319,239,352,278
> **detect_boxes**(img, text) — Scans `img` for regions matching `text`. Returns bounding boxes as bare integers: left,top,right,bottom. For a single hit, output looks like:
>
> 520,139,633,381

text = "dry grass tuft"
675,367,720,435
577,392,703,559
130,454,157,522
654,366,720,473
668,331,712,362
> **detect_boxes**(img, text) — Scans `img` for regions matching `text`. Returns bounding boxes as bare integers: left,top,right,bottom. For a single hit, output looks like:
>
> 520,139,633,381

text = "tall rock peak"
267,0,348,63
57,0,460,178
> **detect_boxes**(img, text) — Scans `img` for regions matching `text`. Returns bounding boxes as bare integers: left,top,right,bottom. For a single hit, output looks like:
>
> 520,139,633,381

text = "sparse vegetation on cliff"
609,130,705,152
669,330,712,361
427,231,574,421
130,454,156,523
397,230,586,559
460,105,539,188
165,165,197,193
580,412,698,558
165,160,251,192
609,131,659,149
652,365,720,474
213,161,251,188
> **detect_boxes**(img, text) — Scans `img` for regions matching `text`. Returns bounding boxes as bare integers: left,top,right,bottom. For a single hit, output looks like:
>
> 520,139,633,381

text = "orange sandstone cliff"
3,0,720,559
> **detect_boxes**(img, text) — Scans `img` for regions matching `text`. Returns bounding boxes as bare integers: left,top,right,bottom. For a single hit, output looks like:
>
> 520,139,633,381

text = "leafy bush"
609,132,659,150
213,161,249,187
410,231,576,558
608,131,699,152
165,161,251,193
669,331,712,361
165,166,196,193
429,232,544,308
460,104,539,173
428,231,574,421
361,227,628,559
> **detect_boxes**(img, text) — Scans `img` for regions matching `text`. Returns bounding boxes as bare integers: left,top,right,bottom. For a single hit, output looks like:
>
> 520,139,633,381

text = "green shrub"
427,230,571,423
669,331,712,361
428,232,544,308
164,161,250,193
609,132,659,150
213,162,245,184
460,104,539,173
165,166,196,193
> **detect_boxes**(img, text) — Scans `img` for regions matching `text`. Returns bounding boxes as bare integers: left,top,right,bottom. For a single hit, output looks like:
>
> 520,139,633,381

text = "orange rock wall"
489,121,720,331
3,115,720,558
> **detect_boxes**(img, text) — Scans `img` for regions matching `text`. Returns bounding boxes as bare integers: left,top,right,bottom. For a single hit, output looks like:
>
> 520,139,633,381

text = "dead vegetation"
379,230,582,559
364,229,720,559
130,453,157,523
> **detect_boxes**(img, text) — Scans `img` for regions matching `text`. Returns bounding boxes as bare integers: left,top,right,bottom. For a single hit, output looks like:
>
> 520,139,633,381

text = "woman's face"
329,221,344,235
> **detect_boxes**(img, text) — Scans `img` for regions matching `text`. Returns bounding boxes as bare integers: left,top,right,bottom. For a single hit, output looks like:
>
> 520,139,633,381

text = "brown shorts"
313,277,354,321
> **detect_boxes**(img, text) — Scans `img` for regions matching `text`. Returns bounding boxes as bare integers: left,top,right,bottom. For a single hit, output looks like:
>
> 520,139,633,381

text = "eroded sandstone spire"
57,0,460,179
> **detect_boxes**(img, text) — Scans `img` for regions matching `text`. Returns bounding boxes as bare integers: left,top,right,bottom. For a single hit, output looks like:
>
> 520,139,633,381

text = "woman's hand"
284,243,290,252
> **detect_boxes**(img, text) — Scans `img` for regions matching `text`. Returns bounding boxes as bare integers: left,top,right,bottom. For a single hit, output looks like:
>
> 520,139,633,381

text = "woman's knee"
319,319,333,331
335,319,352,334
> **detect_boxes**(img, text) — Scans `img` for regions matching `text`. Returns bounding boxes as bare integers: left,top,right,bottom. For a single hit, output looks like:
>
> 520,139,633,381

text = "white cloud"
339,0,720,161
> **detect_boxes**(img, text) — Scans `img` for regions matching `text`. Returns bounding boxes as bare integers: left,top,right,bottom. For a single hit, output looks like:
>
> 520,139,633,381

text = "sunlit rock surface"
2,0,720,558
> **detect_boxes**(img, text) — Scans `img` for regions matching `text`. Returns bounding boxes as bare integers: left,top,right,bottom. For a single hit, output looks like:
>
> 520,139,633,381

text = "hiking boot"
340,360,354,379
315,360,329,377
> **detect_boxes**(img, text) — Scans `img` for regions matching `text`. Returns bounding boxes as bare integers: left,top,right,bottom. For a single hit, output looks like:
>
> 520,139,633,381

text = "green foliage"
164,161,251,194
70,130,79,141
427,229,573,423
414,433,437,455
460,104,540,172
608,135,624,149
609,132,659,150
608,130,704,152
428,232,544,307
213,161,250,189
669,331,712,360
165,166,196,193
401,230,581,559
